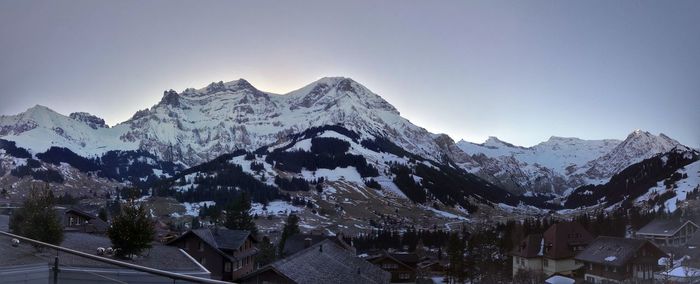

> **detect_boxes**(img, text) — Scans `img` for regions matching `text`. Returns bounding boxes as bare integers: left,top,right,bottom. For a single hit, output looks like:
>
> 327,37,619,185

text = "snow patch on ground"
179,201,216,216
423,206,468,221
300,166,364,184
251,201,301,216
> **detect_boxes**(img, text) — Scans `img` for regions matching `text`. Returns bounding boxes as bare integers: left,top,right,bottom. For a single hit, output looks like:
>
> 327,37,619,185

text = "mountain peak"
627,129,653,139
25,104,55,113
69,112,108,129
483,136,519,148
286,76,398,113
181,79,261,97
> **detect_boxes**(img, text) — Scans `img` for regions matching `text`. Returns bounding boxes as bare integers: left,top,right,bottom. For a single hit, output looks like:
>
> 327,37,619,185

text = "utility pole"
53,255,59,284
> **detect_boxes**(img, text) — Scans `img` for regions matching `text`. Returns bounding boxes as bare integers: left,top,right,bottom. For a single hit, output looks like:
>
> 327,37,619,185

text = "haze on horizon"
0,0,698,148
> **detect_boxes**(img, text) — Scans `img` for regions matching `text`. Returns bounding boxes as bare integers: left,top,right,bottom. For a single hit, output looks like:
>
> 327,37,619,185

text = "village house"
511,222,593,277
56,207,109,234
635,217,699,247
512,233,545,276
239,239,390,284
575,236,667,283
168,227,258,281
366,251,419,283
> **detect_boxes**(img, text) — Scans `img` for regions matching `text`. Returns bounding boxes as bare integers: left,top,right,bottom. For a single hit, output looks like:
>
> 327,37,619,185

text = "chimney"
304,238,312,249
319,244,323,253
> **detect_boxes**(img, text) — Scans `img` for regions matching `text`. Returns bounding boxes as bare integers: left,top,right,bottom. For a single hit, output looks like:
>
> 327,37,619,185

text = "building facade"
636,218,699,247
575,236,667,283
168,228,258,281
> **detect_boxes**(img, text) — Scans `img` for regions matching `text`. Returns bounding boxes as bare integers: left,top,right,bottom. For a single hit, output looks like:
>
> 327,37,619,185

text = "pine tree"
224,193,258,235
98,207,108,222
257,236,277,266
278,214,301,256
107,201,155,259
446,233,465,283
9,185,63,247
191,217,201,229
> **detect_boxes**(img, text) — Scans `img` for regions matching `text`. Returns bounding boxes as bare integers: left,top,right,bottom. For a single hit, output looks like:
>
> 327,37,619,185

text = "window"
543,259,549,267
586,276,596,283
224,262,232,272
399,273,411,280
198,241,204,251
200,257,206,265
382,263,398,269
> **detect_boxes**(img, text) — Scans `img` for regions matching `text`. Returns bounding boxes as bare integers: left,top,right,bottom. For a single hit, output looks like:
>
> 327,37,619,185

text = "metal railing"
0,230,233,284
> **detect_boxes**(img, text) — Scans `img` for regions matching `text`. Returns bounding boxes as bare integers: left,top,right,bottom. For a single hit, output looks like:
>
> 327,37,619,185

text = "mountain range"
0,77,697,225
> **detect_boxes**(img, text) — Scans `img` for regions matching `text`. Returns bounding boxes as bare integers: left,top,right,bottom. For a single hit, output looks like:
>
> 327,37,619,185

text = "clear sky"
0,0,698,148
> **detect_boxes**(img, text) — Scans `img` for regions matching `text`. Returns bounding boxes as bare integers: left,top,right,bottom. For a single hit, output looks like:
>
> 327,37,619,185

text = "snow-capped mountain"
0,105,138,156
0,77,693,201
456,130,688,195
0,77,446,167
578,130,686,180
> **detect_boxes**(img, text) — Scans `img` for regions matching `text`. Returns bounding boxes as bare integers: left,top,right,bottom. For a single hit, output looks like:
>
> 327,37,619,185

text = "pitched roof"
244,239,390,284
389,252,419,266
60,232,205,271
542,222,593,259
637,218,699,237
190,228,253,251
281,234,331,257
512,234,543,258
366,251,416,271
575,236,666,267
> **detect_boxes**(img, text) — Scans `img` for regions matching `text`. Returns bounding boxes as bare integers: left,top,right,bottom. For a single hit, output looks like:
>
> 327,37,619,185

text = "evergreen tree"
278,214,301,256
191,217,201,229
107,201,155,259
10,185,64,247
257,236,277,266
224,193,258,235
446,233,465,283
98,207,108,222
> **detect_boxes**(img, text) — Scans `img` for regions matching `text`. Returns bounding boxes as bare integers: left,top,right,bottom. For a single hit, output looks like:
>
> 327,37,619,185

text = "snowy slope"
634,159,700,213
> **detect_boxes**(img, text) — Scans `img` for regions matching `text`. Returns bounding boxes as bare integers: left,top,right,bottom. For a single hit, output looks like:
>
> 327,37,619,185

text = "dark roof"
190,228,253,251
390,252,419,266
637,218,699,237
282,234,333,257
366,251,416,271
0,229,204,272
543,222,593,259
512,234,543,258
55,207,108,233
57,232,205,272
575,236,666,267
243,239,390,284
168,228,256,261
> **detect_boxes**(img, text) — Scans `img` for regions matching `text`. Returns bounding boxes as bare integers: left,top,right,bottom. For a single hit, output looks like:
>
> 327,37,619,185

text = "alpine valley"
1,77,698,234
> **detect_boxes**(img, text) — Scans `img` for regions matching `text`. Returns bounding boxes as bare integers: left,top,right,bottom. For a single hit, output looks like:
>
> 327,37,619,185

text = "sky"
0,0,698,148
